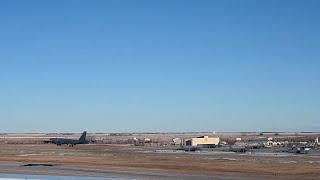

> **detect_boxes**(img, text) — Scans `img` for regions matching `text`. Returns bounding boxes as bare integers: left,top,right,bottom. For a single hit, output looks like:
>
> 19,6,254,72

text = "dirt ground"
0,144,319,179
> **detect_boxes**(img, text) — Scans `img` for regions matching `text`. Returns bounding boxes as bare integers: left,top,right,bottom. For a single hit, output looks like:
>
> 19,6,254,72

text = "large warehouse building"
185,136,220,147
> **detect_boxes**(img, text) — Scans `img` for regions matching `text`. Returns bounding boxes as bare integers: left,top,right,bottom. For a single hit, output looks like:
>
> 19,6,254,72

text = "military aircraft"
44,131,87,146
229,145,248,153
287,146,311,154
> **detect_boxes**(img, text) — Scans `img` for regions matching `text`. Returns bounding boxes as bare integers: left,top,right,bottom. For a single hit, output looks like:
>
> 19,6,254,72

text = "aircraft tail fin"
79,131,87,143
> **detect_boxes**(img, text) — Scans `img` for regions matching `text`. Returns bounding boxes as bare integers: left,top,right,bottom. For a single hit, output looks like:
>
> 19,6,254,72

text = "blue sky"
1,0,319,132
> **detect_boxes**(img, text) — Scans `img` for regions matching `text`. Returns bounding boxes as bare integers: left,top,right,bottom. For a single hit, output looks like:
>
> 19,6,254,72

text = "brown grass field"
0,143,319,179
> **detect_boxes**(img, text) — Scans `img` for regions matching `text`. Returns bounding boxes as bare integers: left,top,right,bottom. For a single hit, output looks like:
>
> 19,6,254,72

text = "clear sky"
1,0,319,133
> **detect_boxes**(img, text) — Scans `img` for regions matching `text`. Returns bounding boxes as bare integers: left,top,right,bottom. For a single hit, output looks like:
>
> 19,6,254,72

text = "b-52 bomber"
44,131,87,147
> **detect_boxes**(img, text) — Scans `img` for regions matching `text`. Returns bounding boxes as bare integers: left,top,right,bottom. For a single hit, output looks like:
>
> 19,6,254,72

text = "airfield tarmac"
0,144,319,179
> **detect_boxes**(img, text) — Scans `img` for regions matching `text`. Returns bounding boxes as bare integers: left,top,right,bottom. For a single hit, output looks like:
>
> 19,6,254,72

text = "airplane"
287,146,311,154
44,131,87,146
229,145,247,153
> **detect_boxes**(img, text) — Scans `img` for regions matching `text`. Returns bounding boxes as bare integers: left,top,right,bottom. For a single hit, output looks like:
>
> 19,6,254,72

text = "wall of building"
191,136,220,146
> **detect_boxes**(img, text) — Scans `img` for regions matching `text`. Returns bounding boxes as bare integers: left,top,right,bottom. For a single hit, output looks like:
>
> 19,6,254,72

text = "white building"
186,136,220,147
